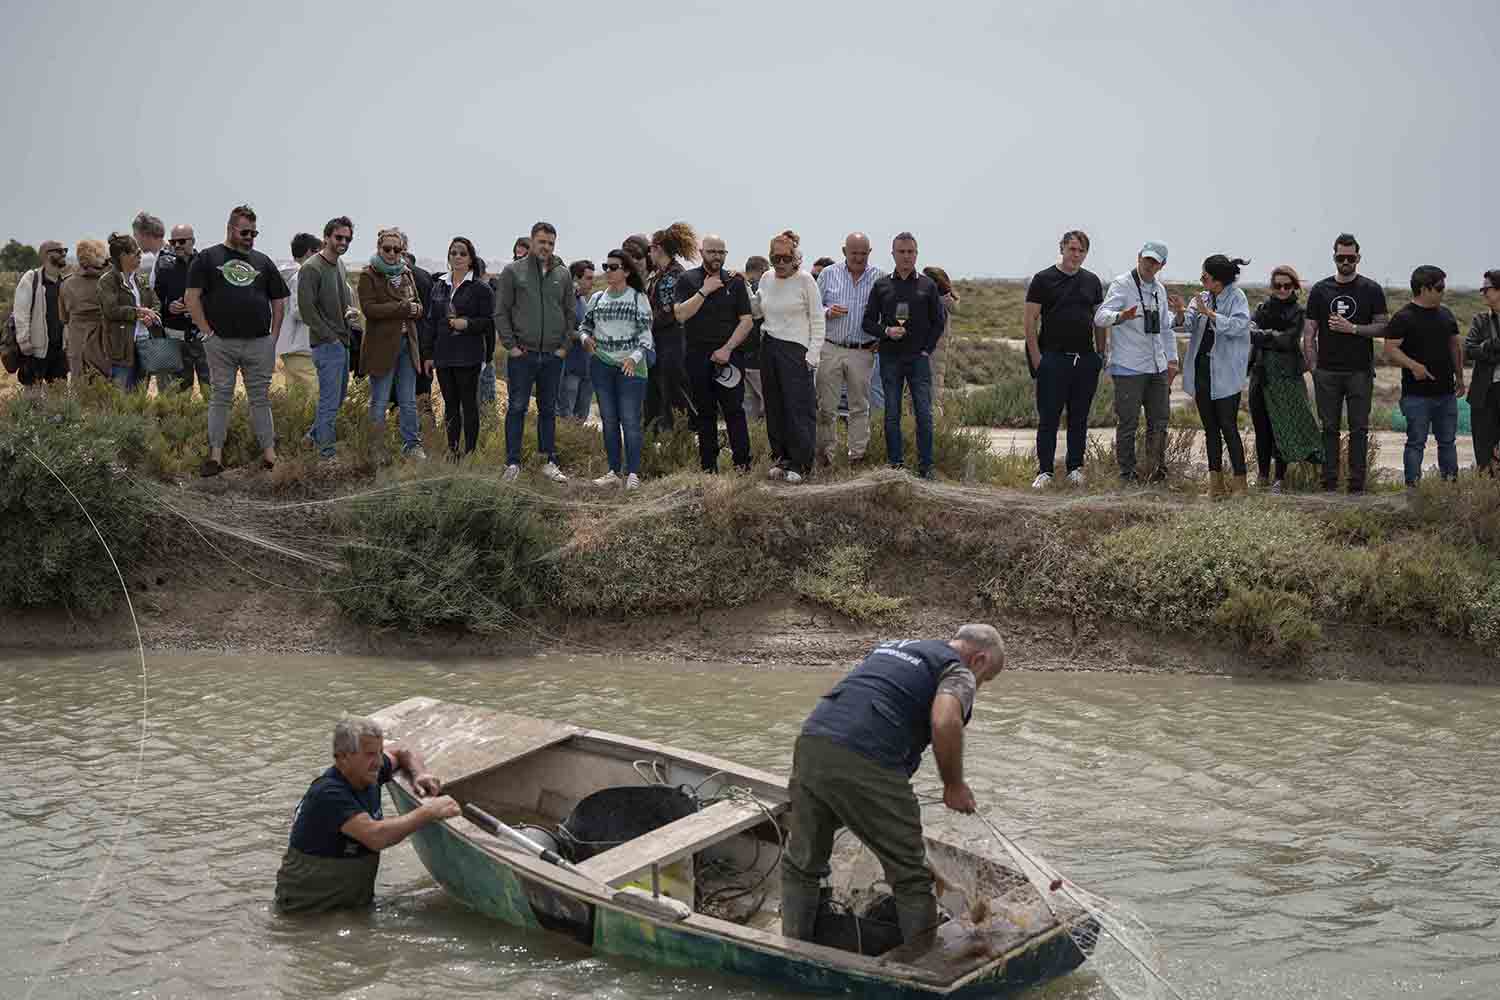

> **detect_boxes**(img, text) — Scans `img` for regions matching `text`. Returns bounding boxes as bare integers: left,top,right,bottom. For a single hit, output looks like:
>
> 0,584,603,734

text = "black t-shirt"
288,756,394,858
674,266,753,351
42,274,63,348
1389,303,1459,397
1025,265,1104,354
187,244,290,339
1306,274,1388,372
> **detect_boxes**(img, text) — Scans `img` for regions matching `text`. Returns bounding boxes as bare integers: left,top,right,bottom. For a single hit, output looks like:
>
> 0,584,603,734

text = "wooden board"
370,697,579,785
575,798,787,887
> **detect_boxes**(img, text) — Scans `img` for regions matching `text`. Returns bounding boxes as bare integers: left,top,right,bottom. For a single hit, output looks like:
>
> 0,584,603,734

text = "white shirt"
124,272,150,342
275,261,312,356
756,270,826,368
1095,270,1182,375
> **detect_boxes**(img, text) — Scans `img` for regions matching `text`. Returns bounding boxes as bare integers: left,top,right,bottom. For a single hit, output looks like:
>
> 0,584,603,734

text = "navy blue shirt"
288,756,394,858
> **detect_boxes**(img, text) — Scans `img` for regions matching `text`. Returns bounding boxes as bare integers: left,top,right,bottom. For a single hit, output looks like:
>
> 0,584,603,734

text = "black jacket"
421,274,496,368
152,249,198,337
1250,297,1305,376
862,271,946,356
1465,311,1500,409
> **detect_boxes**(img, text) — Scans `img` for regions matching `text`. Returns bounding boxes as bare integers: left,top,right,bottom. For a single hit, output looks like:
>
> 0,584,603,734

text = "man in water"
781,624,1007,945
274,716,459,913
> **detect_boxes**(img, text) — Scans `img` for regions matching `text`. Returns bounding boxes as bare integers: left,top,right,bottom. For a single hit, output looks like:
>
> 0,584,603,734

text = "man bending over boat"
782,624,1006,945
275,715,461,913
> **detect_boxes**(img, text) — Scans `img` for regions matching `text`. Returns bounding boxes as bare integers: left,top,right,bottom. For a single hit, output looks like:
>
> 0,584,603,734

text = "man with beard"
154,224,212,395
673,233,754,473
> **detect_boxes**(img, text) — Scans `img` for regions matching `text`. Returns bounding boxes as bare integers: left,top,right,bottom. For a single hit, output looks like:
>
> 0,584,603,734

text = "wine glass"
895,302,910,329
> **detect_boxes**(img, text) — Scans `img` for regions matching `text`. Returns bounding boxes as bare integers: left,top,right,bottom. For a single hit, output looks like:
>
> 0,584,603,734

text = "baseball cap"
713,363,742,390
39,240,65,255
1139,241,1168,264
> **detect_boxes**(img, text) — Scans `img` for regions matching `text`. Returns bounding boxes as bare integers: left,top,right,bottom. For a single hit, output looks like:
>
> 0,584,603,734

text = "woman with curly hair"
756,230,824,483
96,232,163,389
59,239,110,381
644,222,698,433
357,227,427,460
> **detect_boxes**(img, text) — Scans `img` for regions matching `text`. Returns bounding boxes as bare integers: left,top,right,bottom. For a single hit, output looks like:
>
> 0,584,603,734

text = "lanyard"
1130,269,1158,315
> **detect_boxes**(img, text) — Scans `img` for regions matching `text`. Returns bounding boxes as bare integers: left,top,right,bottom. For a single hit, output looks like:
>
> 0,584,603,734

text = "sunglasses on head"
237,228,258,238
1272,281,1295,291
601,262,624,272
1334,254,1358,264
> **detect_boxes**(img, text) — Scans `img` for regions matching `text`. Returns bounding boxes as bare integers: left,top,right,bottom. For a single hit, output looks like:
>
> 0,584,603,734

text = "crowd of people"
9,210,1498,491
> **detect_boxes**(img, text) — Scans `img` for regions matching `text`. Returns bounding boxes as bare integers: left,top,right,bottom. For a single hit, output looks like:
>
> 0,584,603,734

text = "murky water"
2,651,1497,999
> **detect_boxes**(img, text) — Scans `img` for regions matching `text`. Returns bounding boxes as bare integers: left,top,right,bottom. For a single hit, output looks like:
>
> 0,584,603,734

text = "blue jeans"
591,357,647,474
869,354,884,411
110,364,137,391
1399,393,1458,485
1035,350,1103,475
311,341,349,458
480,360,497,404
558,372,592,419
367,339,421,451
879,353,934,473
505,350,563,466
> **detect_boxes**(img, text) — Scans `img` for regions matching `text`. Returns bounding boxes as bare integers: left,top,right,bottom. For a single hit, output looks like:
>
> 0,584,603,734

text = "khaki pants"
280,352,318,393
815,342,876,461
743,368,765,421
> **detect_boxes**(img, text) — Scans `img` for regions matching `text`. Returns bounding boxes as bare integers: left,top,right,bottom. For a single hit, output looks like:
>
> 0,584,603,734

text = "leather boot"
1231,473,1249,496
1208,471,1227,499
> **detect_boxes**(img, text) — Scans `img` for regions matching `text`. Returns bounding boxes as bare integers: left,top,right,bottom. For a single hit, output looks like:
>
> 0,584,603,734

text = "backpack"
1,271,41,374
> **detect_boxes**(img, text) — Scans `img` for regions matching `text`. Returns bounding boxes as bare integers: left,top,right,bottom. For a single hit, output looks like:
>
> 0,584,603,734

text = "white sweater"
756,270,826,368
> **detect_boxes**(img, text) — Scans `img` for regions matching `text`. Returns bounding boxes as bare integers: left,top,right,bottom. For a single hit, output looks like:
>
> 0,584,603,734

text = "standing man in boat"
781,624,1006,945
274,716,460,913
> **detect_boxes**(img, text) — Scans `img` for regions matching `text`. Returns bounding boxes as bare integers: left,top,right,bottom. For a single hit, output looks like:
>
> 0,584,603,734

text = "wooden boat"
372,697,1096,998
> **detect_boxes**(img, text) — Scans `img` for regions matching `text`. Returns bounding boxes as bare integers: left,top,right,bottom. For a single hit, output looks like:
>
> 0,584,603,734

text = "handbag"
136,332,184,374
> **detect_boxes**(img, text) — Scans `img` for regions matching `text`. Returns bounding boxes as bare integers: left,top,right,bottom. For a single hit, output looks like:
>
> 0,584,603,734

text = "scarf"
368,253,405,277
1253,294,1301,332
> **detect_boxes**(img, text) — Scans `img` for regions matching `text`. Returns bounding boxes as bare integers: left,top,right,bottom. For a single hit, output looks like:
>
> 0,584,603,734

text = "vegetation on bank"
2,386,1499,670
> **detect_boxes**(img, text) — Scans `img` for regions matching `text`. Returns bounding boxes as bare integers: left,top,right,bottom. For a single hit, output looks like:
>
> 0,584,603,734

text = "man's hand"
418,795,461,821
1167,292,1187,313
1409,361,1432,381
827,304,849,318
1118,305,1139,323
408,302,422,319
943,782,977,814
710,346,732,366
1328,313,1357,334
1027,342,1041,371
1167,361,1180,385
423,360,435,375
169,299,187,315
886,326,906,339
414,772,442,796
702,272,724,295
448,317,468,331
509,346,525,358
1456,376,1467,396
1196,293,1217,318
554,347,566,359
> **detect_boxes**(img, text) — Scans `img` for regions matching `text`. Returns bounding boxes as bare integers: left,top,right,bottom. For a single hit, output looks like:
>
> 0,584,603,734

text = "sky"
2,0,1495,286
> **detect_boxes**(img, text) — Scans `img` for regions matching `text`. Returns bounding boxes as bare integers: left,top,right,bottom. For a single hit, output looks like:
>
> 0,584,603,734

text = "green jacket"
494,253,575,355
297,253,352,347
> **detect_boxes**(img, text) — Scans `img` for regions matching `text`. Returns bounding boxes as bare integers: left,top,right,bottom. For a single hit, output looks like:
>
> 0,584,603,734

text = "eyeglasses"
237,228,258,238
1334,254,1358,264
379,245,403,254
47,248,67,256
169,238,193,246
770,254,796,265
701,249,727,256
600,262,623,272
1271,282,1295,291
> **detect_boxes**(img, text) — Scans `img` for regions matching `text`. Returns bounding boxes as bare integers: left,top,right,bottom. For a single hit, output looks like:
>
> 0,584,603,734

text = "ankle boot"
1231,473,1249,495
1208,470,1227,499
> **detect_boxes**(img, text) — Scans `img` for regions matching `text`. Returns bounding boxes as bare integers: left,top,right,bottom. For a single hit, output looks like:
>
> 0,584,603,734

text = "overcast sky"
3,0,1494,285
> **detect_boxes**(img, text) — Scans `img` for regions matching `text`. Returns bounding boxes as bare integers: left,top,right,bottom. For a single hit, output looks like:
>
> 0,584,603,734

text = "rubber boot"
1231,473,1249,496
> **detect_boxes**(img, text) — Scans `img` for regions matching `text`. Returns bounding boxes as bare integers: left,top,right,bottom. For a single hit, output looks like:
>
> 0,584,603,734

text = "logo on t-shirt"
1329,294,1358,320
218,260,259,288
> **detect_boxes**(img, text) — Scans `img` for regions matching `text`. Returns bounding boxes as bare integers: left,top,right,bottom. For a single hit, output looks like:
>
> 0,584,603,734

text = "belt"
825,338,878,351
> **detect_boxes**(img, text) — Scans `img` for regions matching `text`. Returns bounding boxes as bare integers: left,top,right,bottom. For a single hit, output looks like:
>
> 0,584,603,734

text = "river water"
2,651,1497,999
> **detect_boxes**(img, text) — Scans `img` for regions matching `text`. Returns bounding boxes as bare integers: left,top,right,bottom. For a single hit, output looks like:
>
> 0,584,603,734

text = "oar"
462,803,691,921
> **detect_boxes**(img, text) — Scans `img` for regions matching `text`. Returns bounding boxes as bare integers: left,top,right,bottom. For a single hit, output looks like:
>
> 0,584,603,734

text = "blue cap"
1140,241,1168,264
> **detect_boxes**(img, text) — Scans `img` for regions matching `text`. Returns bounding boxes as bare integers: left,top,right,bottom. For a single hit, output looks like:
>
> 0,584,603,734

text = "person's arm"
357,273,409,319
862,284,887,340
1093,277,1133,329
386,744,441,796
673,277,709,323
339,794,458,852
56,281,71,326
493,268,517,351
714,314,754,361
806,275,826,368
1466,313,1500,362
1341,314,1390,339
270,296,286,339
12,271,35,353
1022,301,1042,371
930,694,975,814
1452,331,1465,395
97,272,138,323
1301,317,1319,370
923,282,944,355
1215,291,1253,340
297,265,331,341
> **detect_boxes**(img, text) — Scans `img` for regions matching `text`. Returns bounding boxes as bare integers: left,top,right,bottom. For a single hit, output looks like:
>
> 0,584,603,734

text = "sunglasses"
237,228,258,238
1271,282,1295,291
702,249,727,256
770,254,796,265
600,262,624,272
1334,254,1358,264
379,245,403,254
169,238,193,246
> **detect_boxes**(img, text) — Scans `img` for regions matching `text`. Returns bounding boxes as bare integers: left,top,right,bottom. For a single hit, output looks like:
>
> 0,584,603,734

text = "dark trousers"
1247,374,1286,481
1474,388,1500,473
437,364,481,454
685,345,751,472
761,337,817,475
782,736,936,946
1195,386,1246,474
1035,350,1102,475
879,352,934,473
1112,371,1170,479
643,328,693,432
176,338,211,396
19,349,69,385
1312,369,1373,491
504,350,562,465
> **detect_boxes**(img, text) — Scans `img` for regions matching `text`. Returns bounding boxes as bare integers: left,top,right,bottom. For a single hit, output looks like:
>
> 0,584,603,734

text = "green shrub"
793,543,907,624
1211,587,1322,659
0,394,156,614
330,474,561,633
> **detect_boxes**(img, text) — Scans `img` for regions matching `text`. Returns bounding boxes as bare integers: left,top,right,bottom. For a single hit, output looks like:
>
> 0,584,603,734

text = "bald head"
700,234,727,272
169,223,196,255
843,232,871,275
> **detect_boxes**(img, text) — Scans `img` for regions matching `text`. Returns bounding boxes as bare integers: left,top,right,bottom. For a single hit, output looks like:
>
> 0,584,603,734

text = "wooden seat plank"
575,798,786,887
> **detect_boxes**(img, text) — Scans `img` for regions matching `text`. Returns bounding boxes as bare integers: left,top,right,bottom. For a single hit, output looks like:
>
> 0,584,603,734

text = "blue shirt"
288,756,393,858
1181,283,1252,400
566,297,591,375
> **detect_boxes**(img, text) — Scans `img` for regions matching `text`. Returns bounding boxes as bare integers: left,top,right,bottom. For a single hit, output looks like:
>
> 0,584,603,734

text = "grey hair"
332,716,384,756
132,211,165,239
953,623,1004,661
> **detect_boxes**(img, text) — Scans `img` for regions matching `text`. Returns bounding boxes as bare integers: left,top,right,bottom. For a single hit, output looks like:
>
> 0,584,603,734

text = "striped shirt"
817,262,885,346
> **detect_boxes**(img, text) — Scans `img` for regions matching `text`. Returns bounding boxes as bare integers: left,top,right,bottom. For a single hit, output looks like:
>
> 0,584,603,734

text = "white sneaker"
767,466,786,480
502,464,520,482
1067,469,1085,487
1271,480,1284,494
784,470,804,485
625,473,641,491
593,471,621,488
542,461,568,483
1032,472,1053,489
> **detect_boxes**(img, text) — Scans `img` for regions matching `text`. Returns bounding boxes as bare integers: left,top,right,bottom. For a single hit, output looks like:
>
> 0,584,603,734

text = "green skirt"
1258,354,1323,465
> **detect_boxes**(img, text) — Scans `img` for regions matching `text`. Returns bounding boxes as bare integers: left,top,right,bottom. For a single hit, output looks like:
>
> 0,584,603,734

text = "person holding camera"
1095,241,1184,483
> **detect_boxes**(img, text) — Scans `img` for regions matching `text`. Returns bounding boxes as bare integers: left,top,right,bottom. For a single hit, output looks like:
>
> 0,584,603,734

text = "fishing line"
20,446,149,1000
